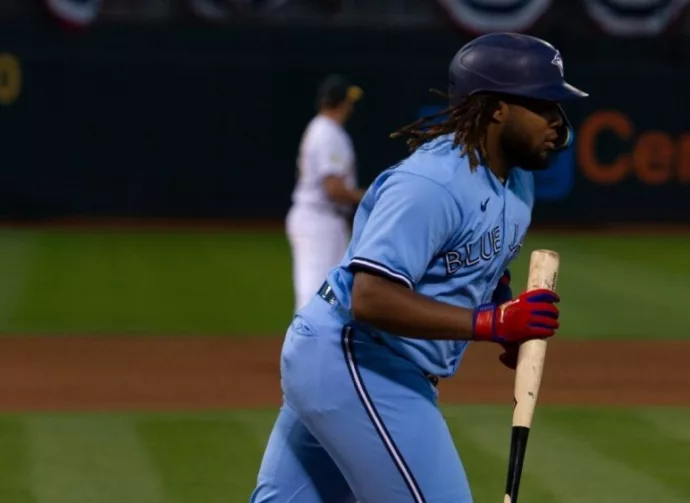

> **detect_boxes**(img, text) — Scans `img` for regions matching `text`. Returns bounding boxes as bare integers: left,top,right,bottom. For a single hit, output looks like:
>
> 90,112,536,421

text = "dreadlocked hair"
390,90,500,171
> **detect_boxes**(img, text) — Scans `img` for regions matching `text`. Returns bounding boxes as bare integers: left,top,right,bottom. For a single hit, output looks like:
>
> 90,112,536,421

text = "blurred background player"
285,74,366,312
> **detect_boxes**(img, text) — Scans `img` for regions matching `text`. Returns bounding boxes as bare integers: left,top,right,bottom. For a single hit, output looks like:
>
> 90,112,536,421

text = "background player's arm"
323,175,365,205
314,132,364,205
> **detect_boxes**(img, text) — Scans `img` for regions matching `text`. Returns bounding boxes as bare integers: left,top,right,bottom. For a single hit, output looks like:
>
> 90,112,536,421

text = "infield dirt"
0,337,686,411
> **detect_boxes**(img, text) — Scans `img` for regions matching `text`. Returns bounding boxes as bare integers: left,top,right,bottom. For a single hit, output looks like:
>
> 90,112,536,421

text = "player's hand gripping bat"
503,249,560,503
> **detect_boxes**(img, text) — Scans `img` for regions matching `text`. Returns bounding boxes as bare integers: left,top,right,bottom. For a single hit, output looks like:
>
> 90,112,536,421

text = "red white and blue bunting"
44,0,102,28
436,0,554,33
583,0,690,36
43,0,690,36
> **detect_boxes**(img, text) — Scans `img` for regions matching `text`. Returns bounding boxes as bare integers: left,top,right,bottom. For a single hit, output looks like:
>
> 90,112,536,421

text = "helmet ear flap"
554,104,574,151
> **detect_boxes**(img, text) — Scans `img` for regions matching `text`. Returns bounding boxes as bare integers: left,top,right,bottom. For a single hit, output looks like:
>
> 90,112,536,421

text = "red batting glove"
472,289,560,344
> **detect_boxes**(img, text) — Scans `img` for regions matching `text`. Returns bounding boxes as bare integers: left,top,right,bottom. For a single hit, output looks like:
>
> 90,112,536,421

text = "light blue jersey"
326,133,535,378
251,133,537,503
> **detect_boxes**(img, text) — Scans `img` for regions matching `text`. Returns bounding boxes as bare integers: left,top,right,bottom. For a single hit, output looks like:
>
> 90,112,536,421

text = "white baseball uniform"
286,113,358,312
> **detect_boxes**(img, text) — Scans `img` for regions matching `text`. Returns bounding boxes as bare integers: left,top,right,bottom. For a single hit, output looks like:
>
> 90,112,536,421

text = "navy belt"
317,281,439,388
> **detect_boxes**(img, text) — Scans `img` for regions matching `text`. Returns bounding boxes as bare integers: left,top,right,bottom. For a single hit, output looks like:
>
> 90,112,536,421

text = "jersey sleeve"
348,172,460,289
311,130,350,178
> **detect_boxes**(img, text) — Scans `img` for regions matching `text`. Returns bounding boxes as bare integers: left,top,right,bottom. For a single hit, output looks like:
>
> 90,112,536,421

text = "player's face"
340,99,356,121
500,98,564,171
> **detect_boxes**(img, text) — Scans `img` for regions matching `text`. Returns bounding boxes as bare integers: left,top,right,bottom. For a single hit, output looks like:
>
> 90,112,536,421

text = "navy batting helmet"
448,33,588,150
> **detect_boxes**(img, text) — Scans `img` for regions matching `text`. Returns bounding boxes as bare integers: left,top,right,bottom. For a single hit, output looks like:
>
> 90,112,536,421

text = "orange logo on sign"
577,110,690,185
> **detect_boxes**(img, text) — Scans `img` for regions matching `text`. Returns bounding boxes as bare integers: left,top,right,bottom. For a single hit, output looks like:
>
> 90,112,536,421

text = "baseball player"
286,75,366,312
251,33,589,502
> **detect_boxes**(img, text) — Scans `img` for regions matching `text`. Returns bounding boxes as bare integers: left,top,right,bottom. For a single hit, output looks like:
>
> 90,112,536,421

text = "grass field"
0,406,688,502
0,226,687,503
0,228,688,339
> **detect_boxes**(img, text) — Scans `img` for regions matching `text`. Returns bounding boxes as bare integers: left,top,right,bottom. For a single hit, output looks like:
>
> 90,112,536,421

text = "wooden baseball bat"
503,249,560,503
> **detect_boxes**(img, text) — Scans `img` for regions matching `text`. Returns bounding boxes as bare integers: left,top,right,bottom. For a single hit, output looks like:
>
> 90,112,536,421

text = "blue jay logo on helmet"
551,51,564,77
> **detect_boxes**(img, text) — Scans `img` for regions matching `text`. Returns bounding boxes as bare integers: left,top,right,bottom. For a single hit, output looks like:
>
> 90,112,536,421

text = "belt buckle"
318,281,337,306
